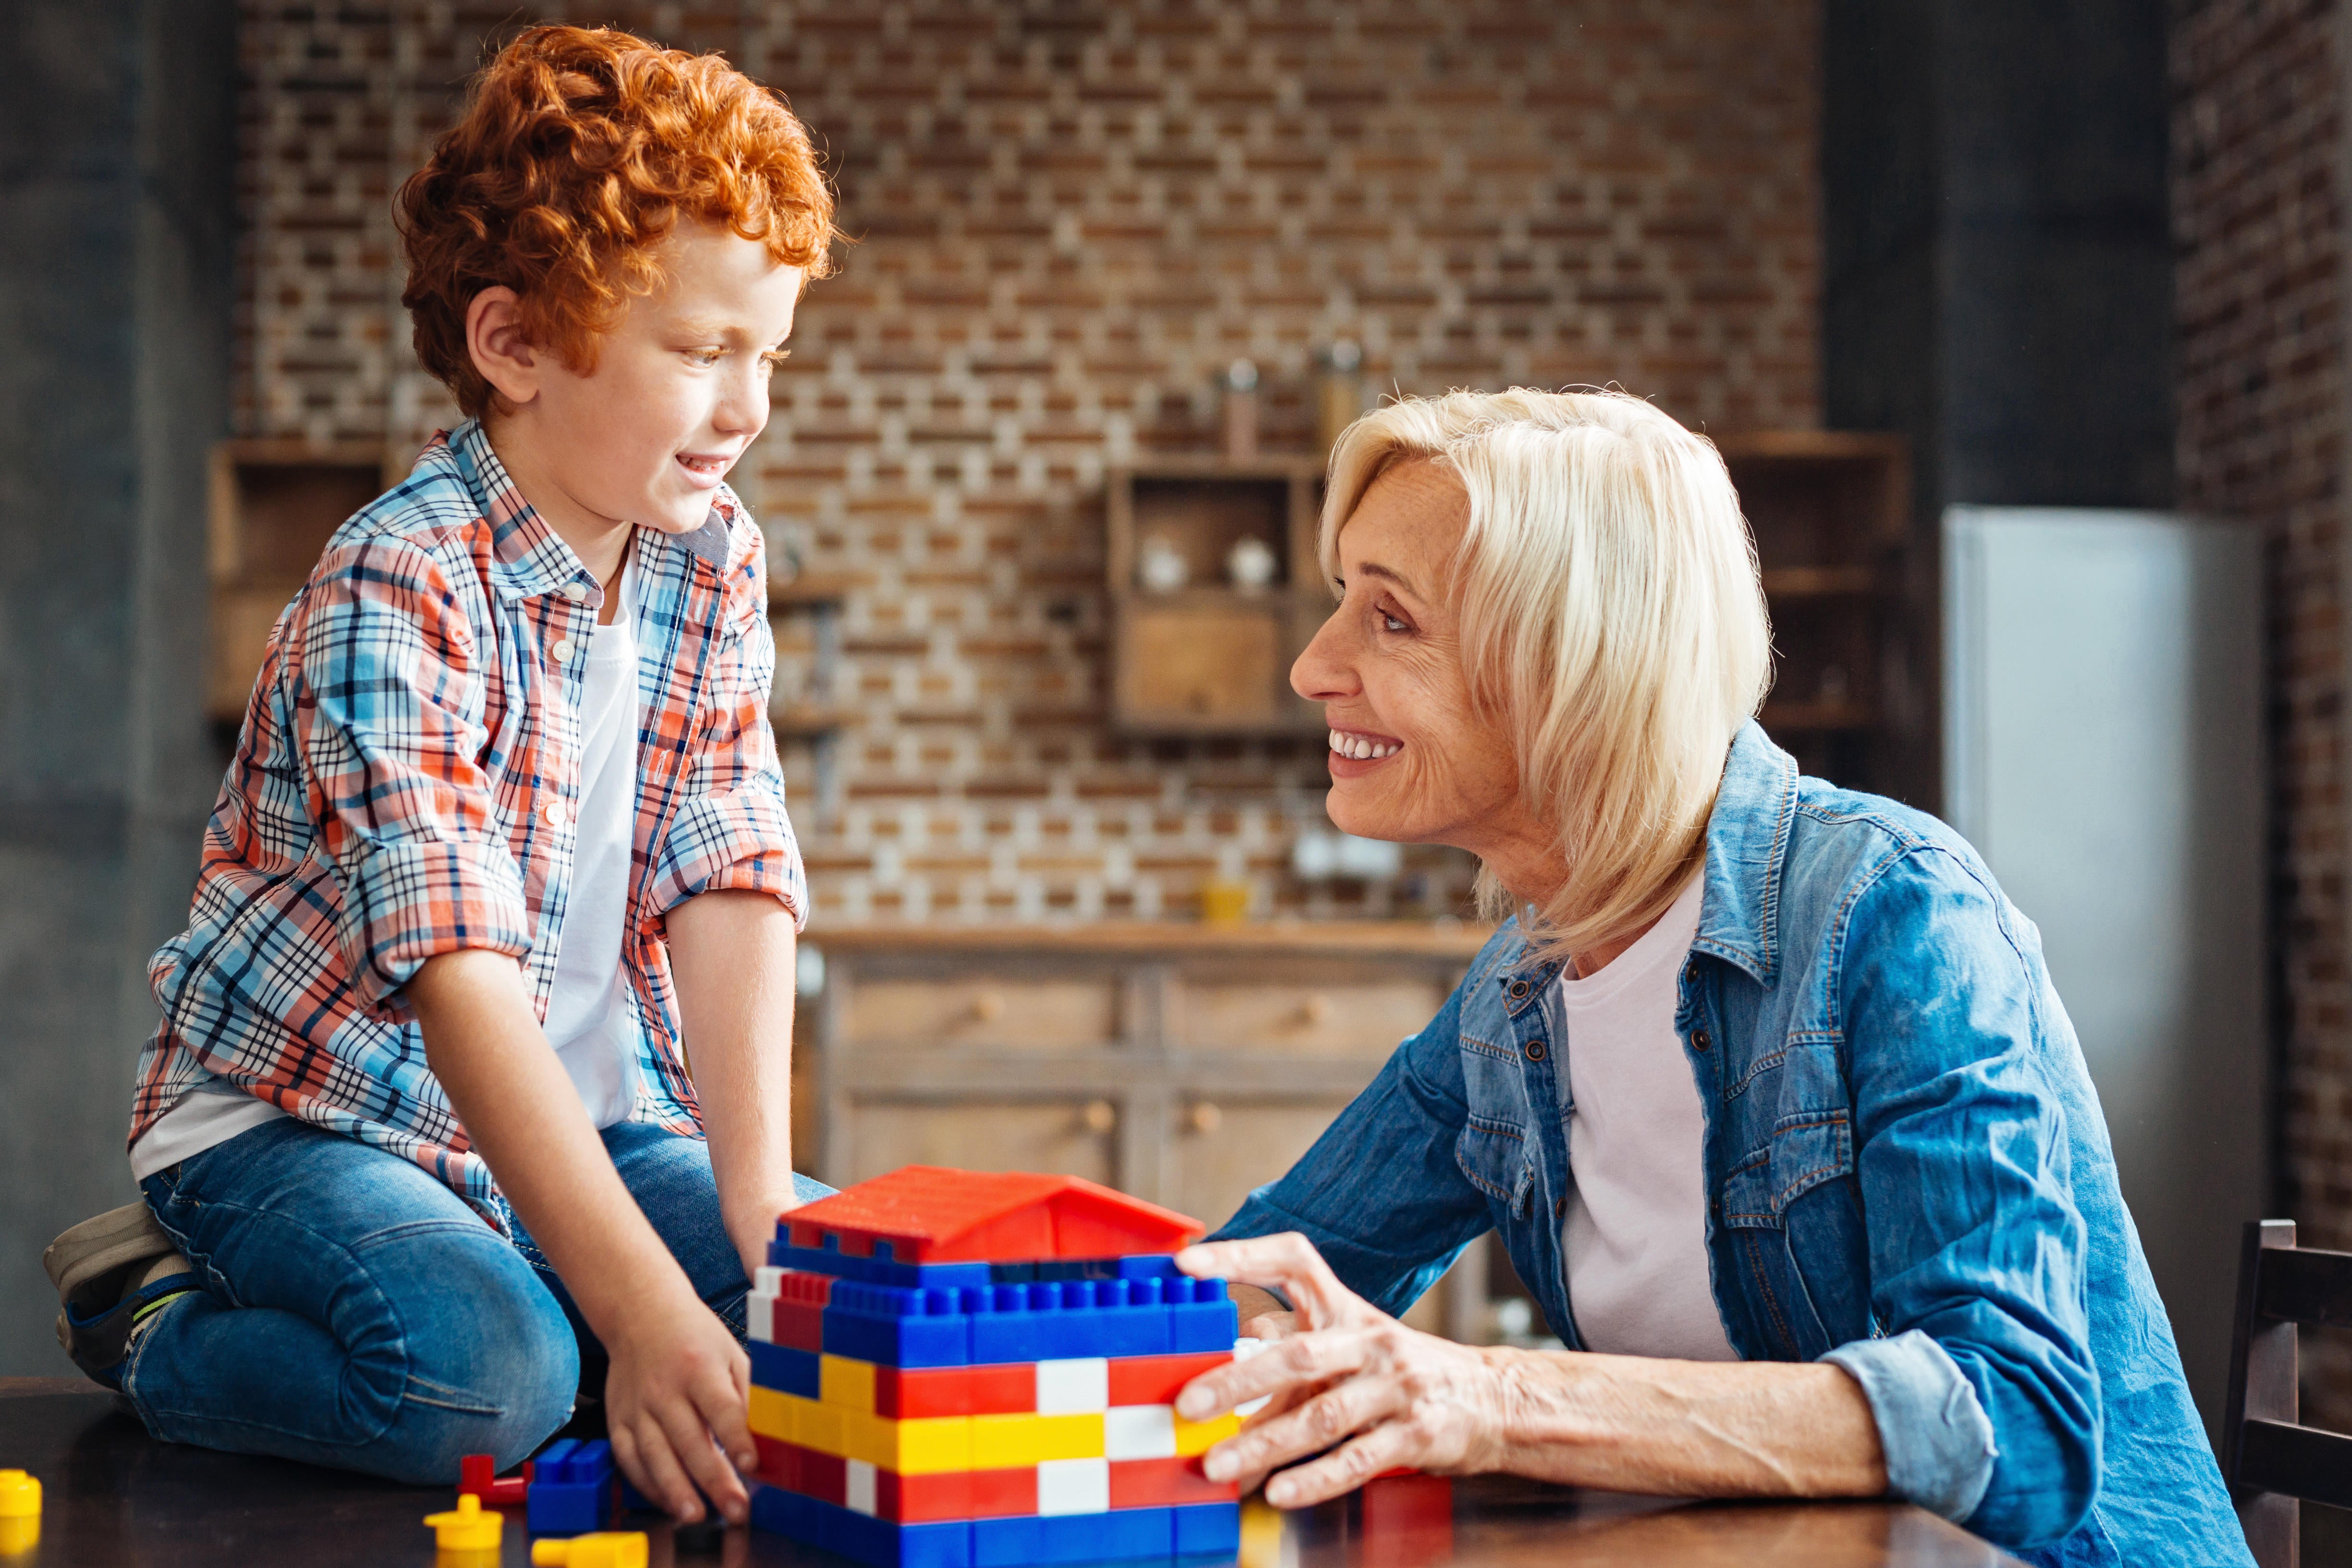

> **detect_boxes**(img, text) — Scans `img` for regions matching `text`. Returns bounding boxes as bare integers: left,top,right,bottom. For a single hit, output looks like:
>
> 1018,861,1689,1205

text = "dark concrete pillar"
0,0,234,1373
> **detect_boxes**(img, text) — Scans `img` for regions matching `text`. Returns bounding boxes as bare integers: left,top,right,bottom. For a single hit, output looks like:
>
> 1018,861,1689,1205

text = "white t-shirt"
1553,869,1740,1361
541,554,646,1129
130,557,648,1177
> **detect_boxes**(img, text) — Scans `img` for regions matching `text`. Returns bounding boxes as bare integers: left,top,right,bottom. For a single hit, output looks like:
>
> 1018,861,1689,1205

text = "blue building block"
527,1437,614,1534
969,1278,1175,1362
752,1485,972,1568
749,1340,821,1397
1116,1255,1184,1280
970,1507,1172,1567
1171,1502,1242,1557
1168,1278,1239,1353
823,1282,974,1367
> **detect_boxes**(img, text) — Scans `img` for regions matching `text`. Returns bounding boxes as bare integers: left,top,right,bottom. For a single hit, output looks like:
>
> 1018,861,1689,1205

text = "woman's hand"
1175,1232,1510,1507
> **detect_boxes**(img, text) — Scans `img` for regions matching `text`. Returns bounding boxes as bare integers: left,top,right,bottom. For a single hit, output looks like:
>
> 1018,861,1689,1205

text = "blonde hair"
1322,389,1772,959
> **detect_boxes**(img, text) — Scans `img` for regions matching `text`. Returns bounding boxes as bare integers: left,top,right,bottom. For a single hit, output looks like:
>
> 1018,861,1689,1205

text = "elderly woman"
1171,391,2246,1567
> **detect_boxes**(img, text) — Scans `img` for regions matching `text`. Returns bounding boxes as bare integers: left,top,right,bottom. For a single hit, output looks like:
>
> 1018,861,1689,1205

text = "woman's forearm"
1483,1348,1886,1498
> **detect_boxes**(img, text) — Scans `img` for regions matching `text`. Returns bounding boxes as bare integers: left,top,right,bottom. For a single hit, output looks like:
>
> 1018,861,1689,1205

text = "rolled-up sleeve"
295,536,532,1009
1824,1330,1999,1522
648,568,807,928
1840,852,2102,1549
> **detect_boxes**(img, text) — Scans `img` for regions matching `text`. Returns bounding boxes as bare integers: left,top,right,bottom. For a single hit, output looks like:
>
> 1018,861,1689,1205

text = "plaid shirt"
132,420,806,1215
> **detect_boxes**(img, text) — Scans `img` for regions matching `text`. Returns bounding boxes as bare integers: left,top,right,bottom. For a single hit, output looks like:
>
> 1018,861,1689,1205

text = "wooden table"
0,1379,2021,1567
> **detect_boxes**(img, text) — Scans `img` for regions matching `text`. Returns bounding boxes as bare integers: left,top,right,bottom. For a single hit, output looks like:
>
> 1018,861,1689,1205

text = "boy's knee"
352,1227,576,1479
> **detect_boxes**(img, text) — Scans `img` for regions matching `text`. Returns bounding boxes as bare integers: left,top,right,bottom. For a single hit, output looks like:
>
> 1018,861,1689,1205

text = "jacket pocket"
1455,1115,1533,1215
1721,1109,1854,1228
1718,1110,1857,1359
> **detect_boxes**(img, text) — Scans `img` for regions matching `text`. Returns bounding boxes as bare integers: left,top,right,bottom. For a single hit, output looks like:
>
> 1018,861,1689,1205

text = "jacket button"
1709,1197,1721,1221
1685,962,1700,983
1508,980,1529,1000
1691,1029,1711,1053
1524,1040,1547,1062
1554,1196,1567,1218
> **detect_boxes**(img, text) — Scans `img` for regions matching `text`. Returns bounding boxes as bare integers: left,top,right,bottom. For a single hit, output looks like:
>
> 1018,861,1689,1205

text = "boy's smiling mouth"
675,450,733,487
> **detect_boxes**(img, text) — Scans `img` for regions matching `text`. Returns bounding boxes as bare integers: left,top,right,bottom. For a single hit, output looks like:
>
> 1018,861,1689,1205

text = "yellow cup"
1199,879,1251,925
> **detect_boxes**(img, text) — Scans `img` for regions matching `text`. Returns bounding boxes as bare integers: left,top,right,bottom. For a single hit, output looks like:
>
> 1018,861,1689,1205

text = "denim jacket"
1212,723,2248,1566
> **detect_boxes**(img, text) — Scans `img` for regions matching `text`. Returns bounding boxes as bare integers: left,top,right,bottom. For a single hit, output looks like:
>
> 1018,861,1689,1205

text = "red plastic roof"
785,1166,1206,1262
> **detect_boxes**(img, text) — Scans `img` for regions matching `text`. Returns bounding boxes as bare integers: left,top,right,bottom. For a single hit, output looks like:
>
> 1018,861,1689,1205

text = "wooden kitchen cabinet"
798,922,1494,1335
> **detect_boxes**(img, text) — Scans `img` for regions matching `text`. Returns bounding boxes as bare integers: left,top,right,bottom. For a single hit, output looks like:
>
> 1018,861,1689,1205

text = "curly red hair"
396,25,838,418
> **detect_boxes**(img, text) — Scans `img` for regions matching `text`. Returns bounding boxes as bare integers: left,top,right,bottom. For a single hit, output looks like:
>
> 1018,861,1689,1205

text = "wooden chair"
2224,1219,2352,1567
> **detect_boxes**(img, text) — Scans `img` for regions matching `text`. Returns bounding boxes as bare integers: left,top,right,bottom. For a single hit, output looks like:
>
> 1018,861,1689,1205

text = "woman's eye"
1379,610,1410,634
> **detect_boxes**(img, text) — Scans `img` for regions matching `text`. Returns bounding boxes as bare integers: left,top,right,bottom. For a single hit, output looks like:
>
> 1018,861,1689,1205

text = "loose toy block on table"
527,1437,616,1535
458,1452,533,1506
743,1166,1242,1567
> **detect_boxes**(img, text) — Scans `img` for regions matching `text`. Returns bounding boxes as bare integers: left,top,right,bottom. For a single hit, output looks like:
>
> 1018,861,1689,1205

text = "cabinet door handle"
1185,1102,1223,1135
1082,1100,1117,1134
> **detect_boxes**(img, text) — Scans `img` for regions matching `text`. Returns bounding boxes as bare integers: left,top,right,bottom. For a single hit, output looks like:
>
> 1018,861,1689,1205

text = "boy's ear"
466,287,540,411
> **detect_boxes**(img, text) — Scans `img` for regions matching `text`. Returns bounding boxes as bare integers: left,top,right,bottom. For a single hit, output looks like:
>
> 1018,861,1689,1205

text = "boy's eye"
685,347,723,367
760,350,791,375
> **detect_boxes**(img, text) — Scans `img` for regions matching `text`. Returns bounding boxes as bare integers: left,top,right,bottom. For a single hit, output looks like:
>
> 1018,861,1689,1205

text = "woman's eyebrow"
1352,562,1423,597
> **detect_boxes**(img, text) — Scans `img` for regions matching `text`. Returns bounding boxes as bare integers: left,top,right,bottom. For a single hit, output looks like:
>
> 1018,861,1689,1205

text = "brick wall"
2172,0,2352,1418
238,0,1822,925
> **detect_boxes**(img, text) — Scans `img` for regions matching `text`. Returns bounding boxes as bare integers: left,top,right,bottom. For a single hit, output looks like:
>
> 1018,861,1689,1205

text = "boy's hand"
603,1289,758,1526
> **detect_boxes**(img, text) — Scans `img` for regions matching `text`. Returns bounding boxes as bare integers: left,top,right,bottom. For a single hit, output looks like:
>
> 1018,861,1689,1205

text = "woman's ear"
465,287,539,411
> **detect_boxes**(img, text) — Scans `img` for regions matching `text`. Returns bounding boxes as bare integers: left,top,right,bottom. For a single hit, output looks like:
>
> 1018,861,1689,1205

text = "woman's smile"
1327,726,1404,774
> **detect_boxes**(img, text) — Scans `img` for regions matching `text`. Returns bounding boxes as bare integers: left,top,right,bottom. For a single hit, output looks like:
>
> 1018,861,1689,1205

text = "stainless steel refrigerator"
1942,505,2267,1444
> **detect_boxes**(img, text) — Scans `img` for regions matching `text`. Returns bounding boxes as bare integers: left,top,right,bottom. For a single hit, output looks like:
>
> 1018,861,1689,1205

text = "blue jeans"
128,1116,831,1483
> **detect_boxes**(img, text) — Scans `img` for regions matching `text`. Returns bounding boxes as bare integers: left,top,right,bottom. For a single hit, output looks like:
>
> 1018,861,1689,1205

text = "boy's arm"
409,949,756,1526
664,888,802,1278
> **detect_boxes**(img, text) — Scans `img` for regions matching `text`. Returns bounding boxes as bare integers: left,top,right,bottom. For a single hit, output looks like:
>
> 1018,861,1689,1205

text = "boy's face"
518,222,803,537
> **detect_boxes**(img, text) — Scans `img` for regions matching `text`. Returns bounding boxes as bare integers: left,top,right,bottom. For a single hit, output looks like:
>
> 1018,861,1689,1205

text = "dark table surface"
0,1378,2023,1567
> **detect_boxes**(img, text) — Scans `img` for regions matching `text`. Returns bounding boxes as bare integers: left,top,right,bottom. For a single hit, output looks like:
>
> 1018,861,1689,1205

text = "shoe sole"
43,1202,179,1305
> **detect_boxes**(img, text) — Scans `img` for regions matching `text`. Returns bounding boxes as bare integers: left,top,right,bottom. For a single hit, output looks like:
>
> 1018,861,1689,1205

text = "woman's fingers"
1200,1364,1405,1485
1262,1423,1423,1509
1177,1233,1369,1331
1177,1323,1374,1421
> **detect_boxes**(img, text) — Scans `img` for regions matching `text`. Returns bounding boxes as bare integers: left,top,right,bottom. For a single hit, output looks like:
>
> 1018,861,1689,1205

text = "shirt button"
543,801,568,829
564,581,588,601
1692,1029,1712,1053
1524,1039,1547,1062
551,638,576,663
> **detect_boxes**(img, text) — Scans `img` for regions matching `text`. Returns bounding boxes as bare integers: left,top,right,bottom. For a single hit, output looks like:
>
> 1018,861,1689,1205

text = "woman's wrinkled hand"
1174,1232,1509,1507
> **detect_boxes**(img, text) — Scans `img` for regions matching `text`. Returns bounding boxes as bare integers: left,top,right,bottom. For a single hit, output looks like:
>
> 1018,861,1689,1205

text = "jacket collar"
1692,719,1799,984
445,419,735,604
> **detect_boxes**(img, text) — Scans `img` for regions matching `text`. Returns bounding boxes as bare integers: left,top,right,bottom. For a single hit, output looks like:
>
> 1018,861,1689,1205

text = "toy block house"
744,1167,1245,1568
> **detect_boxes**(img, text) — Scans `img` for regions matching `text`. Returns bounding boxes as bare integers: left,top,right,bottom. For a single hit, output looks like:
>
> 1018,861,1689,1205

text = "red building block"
771,1270,834,1353
871,1362,1034,1418
785,1168,1203,1263
1105,1351,1234,1408
876,1467,1035,1523
456,1453,532,1506
1108,1457,1238,1510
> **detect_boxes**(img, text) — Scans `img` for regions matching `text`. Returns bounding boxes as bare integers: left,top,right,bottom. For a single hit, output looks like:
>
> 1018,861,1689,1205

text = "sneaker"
44,1203,196,1390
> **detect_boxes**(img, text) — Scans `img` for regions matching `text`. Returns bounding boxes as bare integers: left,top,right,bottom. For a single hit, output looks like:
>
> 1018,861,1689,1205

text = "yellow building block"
792,1395,845,1456
821,1354,876,1413
748,1385,795,1442
1174,1410,1242,1457
968,1411,1105,1467
842,1411,972,1475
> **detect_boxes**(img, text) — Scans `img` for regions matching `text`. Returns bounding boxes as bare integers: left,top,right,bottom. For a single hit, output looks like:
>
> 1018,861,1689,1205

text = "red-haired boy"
41,26,833,1524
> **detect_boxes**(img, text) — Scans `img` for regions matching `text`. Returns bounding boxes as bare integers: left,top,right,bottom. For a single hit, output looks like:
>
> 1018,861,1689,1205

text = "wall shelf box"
1716,431,1914,797
1104,460,1328,736
207,441,396,722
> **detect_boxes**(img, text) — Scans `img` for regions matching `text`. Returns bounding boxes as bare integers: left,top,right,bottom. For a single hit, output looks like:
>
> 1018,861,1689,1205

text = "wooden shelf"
773,702,858,737
769,570,862,608
1760,565,1879,598
803,920,1497,961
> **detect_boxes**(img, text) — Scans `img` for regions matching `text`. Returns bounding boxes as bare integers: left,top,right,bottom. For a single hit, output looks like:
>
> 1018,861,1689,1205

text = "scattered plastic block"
527,1438,616,1535
458,1452,533,1506
672,1512,726,1555
424,1492,504,1553
529,1532,648,1568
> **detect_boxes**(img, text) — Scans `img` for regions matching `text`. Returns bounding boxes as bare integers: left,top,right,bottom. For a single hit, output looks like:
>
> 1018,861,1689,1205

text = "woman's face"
1292,462,1532,855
